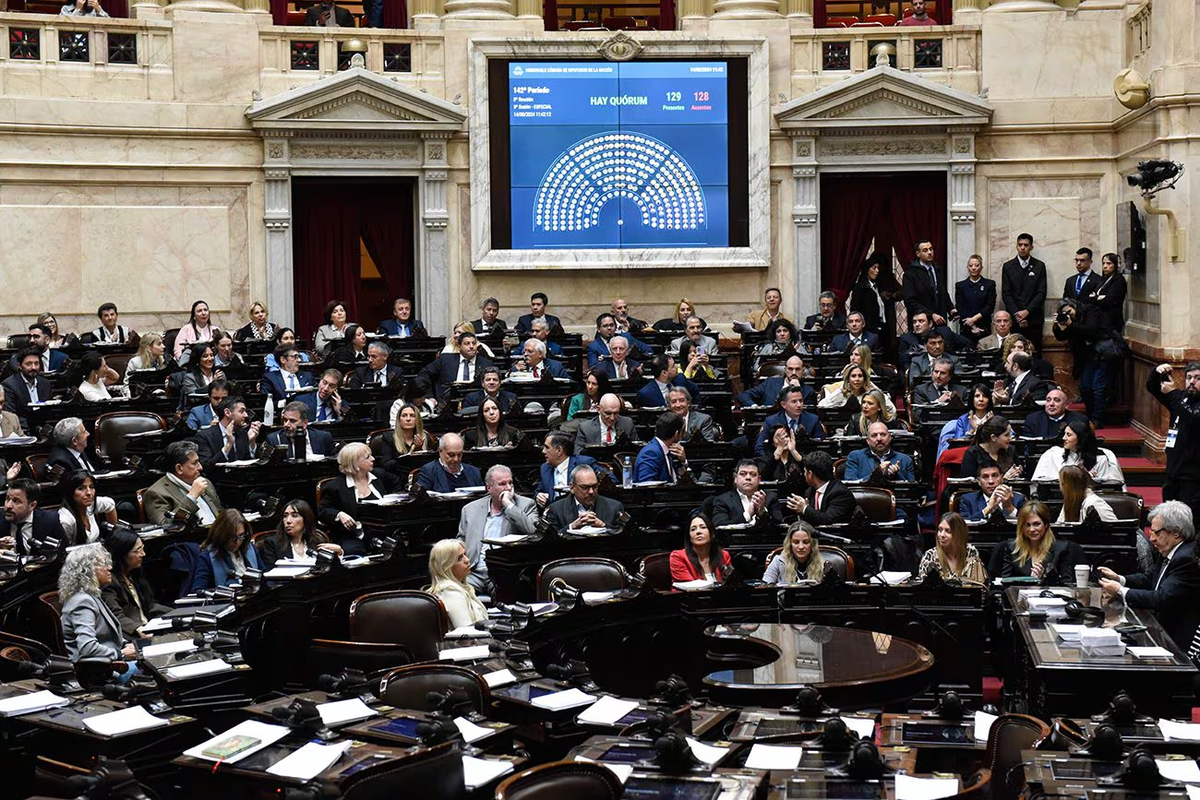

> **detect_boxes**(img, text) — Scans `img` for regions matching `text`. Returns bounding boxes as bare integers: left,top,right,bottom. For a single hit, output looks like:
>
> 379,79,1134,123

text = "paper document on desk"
974,710,998,742
445,624,490,639
482,669,517,688
454,717,497,744
185,719,288,763
576,756,633,784
484,534,531,545
746,743,804,770
462,756,514,790
141,617,174,633
1157,759,1200,783
438,645,491,662
1130,646,1174,659
871,572,911,586
82,705,170,736
165,658,232,680
577,695,639,725
673,579,715,591
686,737,729,765
531,688,597,711
583,591,619,605
0,690,69,717
0,435,37,445
316,698,377,726
841,716,877,739
895,774,960,800
267,740,351,780
220,459,261,468
1161,719,1200,741
263,565,312,579
1187,786,1200,800
141,638,199,658
1048,623,1087,642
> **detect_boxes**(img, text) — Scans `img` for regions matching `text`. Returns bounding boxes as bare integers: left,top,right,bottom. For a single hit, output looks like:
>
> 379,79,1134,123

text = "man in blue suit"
415,432,483,493
829,313,881,353
845,422,916,482
637,355,701,409
509,339,570,380
529,320,563,357
737,355,814,408
634,412,686,484
266,401,336,459
377,298,426,338
587,313,652,367
7,325,68,373
261,346,315,403
186,380,230,430
462,367,520,414
298,369,353,423
598,336,641,381
754,385,825,456
536,432,598,506
958,463,1024,522
515,293,563,336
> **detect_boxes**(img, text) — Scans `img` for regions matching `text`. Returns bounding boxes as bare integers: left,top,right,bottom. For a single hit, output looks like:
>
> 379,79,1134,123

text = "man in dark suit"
737,355,815,407
186,380,230,430
415,432,483,493
587,313,651,367
194,396,262,467
829,312,881,353
266,401,336,459
509,338,570,380
2,349,54,429
993,352,1049,407
0,479,65,555
611,298,648,334
785,451,858,526
530,320,564,357
418,332,495,401
470,297,507,338
803,291,848,331
637,355,702,409
896,311,936,370
1064,247,1103,305
48,417,102,475
514,292,563,336
1100,501,1200,652
955,254,997,344
907,332,960,384
547,464,625,532
912,358,969,408
349,342,404,388
1001,233,1048,339
6,325,68,374
754,385,825,457
1023,388,1088,439
575,394,636,449
298,369,354,423
463,367,519,414
304,0,354,26
668,386,719,443
902,240,956,326
633,413,686,484
598,336,641,382
537,433,598,506
261,345,315,403
709,459,781,529
957,463,1024,522
377,298,426,338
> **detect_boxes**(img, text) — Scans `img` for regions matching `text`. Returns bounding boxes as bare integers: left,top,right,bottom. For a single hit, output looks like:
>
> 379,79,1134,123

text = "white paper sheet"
267,741,352,780
745,743,804,770
454,717,496,744
974,710,999,743
582,591,619,604
1048,623,1087,642
530,688,598,711
438,645,491,662
874,572,912,586
1160,719,1200,742
263,565,313,579
672,579,715,591
462,756,514,789
482,669,517,689
165,658,232,680
316,698,377,726
445,625,489,639
184,719,289,763
576,756,633,784
895,774,961,800
1130,646,1174,659
141,638,198,658
140,617,174,633
82,705,170,736
484,534,530,545
1186,785,1200,800
841,716,877,740
686,737,729,765
577,695,639,725
0,690,69,717
1157,759,1200,783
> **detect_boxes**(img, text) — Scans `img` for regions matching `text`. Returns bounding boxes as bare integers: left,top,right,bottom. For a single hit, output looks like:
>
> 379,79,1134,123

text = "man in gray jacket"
457,464,538,596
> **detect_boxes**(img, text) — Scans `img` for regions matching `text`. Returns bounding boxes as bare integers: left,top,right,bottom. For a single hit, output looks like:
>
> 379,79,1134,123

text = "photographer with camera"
1052,298,1114,428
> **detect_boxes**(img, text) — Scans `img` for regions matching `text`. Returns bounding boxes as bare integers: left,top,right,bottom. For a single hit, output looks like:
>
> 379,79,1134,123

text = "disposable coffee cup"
1074,564,1090,589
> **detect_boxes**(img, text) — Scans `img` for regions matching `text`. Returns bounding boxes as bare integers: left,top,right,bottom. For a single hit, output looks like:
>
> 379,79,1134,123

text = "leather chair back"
820,545,854,580
349,590,448,662
6,334,31,350
949,490,971,514
95,411,165,462
308,640,414,682
31,591,65,656
341,740,464,800
315,476,340,513
986,714,1050,800
849,486,896,522
367,428,392,460
635,552,673,590
0,631,50,681
496,760,624,800
25,454,58,483
1096,492,1144,524
535,557,627,602
378,664,489,714
954,770,992,800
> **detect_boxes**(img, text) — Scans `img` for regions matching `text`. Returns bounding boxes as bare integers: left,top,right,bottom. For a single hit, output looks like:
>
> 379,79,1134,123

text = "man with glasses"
547,464,625,532
1063,247,1102,304
261,345,314,403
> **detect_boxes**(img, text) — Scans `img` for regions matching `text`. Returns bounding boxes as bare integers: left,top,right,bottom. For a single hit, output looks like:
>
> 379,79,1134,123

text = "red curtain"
813,0,826,28
270,0,288,24
658,0,674,29
382,0,408,28
875,172,948,282
359,182,415,304
544,0,559,30
109,0,128,16
819,174,880,301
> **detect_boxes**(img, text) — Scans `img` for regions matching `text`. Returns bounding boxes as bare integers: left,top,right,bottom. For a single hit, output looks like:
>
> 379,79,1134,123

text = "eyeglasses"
1149,527,1167,536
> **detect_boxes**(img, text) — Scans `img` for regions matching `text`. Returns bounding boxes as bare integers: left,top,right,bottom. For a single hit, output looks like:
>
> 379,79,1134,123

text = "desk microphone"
317,668,371,698
813,530,854,546
61,757,150,800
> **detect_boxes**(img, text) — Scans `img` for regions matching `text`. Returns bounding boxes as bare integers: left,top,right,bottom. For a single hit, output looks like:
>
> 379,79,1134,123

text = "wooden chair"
377,664,489,714
30,591,66,656
496,760,624,800
849,486,897,522
536,557,628,602
634,552,673,590
348,590,449,662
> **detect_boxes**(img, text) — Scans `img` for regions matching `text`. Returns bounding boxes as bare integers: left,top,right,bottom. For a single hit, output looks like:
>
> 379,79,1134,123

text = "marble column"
679,0,709,18
785,0,813,24
420,135,452,336
162,0,244,13
712,0,780,18
263,138,295,329
791,137,820,319
947,132,977,288
514,0,541,17
442,0,513,18
411,0,442,28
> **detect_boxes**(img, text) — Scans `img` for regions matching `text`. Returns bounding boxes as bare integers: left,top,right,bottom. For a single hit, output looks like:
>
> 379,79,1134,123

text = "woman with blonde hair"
917,512,987,584
441,321,497,358
653,298,705,333
318,442,400,554
127,332,168,372
819,364,896,412
841,388,899,437
763,521,828,584
426,539,487,628
988,501,1085,581
376,402,431,468
235,301,277,342
37,312,71,348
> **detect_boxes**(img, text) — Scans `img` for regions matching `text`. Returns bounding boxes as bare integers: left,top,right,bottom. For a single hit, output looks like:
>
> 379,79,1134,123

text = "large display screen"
489,59,748,251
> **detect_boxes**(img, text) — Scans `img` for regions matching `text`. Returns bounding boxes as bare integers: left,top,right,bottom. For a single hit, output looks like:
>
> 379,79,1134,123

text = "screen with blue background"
508,61,730,250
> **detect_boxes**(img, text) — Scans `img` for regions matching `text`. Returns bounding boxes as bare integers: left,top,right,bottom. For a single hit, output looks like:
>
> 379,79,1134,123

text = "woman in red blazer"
670,513,733,584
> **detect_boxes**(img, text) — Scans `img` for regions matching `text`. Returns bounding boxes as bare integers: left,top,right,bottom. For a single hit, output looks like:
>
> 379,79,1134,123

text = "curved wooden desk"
702,623,935,708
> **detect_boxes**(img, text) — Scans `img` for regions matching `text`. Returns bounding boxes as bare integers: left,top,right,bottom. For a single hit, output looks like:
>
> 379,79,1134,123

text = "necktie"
460,359,470,382
317,403,328,422
815,487,824,510
927,265,937,293
533,366,540,379
377,371,386,386
789,418,798,434
287,373,297,391
1076,274,1085,295
605,426,612,444
665,445,675,482
1155,557,1170,591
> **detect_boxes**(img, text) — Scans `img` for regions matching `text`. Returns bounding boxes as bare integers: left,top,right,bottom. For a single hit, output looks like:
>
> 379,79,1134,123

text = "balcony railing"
260,25,438,77
0,12,163,70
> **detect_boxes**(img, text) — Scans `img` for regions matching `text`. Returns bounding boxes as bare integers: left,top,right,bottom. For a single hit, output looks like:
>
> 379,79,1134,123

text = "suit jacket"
142,474,223,525
304,3,354,25
186,403,219,430
349,363,404,389
461,389,520,414
538,454,598,497
633,439,678,483
748,310,793,331
958,489,1025,522
988,538,1084,583
419,353,496,400
297,391,352,423
511,358,570,380
547,493,625,532
848,281,887,335
636,375,703,409
680,411,719,443
803,312,848,330
844,448,916,482
907,352,960,383
1004,372,1050,405
61,591,125,662
912,381,969,406
415,460,483,493
1089,272,1127,333
101,573,170,639
378,319,426,338
977,333,1012,352
902,260,955,319
586,334,652,367
261,369,315,403
0,409,21,439
192,544,261,592
575,415,637,449
667,335,718,357
48,445,100,476
1124,541,1200,650
266,427,335,458
194,423,258,467
1063,271,1103,304
1022,409,1088,440
469,318,507,337
709,488,782,528
669,548,732,582
1001,257,1048,334
737,377,815,408
2,373,54,423
598,359,642,382
800,480,858,526
457,493,538,578
754,410,825,457
515,313,563,336
829,331,881,353
954,277,997,329
0,508,65,556
318,469,402,534
6,349,68,374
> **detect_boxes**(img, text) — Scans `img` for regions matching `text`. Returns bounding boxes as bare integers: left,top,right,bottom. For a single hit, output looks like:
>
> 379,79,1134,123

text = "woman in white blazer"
425,539,487,629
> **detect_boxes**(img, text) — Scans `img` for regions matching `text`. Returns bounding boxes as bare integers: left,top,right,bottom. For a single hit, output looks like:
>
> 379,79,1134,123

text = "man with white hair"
49,417,101,475
510,338,569,380
415,432,482,493
457,464,538,594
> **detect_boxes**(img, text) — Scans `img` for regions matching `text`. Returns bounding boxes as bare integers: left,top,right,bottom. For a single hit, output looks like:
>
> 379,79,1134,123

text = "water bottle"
621,455,633,489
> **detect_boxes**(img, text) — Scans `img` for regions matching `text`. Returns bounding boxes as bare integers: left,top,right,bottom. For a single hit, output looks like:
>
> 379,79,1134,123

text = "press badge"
1166,426,1179,448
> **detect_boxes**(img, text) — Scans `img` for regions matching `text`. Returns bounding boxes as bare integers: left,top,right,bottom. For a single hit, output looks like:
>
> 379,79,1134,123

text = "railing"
0,12,167,70
259,26,440,77
793,24,981,85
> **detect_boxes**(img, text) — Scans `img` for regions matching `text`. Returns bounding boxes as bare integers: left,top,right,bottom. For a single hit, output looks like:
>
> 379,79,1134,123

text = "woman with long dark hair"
256,499,343,571
57,470,117,545
669,513,732,584
959,415,1019,480
566,369,612,420
192,509,261,591
102,529,170,638
463,397,525,449
1032,419,1126,487
177,342,224,410
174,299,214,361
329,323,370,365
938,383,994,461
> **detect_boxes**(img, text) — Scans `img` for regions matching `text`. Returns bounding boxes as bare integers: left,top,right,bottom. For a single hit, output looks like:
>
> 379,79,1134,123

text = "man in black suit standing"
1063,247,1103,305
784,451,858,526
514,292,563,337
0,478,65,555
194,396,262,467
266,401,336,459
902,240,956,327
2,348,54,429
1001,233,1048,340
709,459,781,529
1099,501,1200,653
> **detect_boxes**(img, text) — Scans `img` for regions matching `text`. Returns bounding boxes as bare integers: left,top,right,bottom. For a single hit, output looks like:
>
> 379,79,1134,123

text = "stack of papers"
686,738,729,765
438,645,491,663
577,696,639,725
82,706,170,736
445,625,489,639
576,756,633,784
483,534,531,545
895,774,960,800
672,579,715,591
165,659,233,680
140,617,175,634
316,698,377,726
841,716,877,739
0,690,70,717
482,669,517,689
454,717,497,744
530,688,597,711
1048,623,1087,643
1156,759,1200,783
267,741,351,780
1130,646,1174,659
461,756,514,789
745,743,804,770
872,572,912,586
1160,719,1200,741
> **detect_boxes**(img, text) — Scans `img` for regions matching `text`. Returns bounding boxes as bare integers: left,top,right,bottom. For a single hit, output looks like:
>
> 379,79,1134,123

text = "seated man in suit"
547,464,625,532
907,332,960,384
186,379,230,430
515,292,563,336
141,441,223,525
611,298,648,334
710,459,782,529
7,325,68,373
2,348,54,430
299,369,354,423
419,331,494,401
634,412,687,484
415,432,483,493
896,310,934,370
457,464,538,594
305,0,354,26
785,451,859,525
754,385,825,457
194,395,262,467
378,297,426,338
977,310,1014,352
991,351,1049,407
49,417,102,475
509,338,570,380
0,387,22,438
804,291,848,331
1023,388,1087,440
912,358,970,408
267,401,336,459
576,393,637,450
0,478,66,556
537,432,598,506
958,463,1024,522
463,367,519,414
529,319,563,357
471,297,507,338
737,354,815,408
599,336,641,382
844,422,916,482
350,341,404,388
830,312,881,353
668,387,719,443
668,316,718,359
261,345,315,403
587,313,651,367
637,355,702,409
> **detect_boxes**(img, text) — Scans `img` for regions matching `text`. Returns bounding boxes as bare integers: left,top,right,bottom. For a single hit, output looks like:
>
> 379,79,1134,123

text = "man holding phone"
305,0,353,26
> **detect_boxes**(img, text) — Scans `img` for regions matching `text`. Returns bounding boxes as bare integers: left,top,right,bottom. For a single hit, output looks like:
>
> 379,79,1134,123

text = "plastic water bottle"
621,455,633,489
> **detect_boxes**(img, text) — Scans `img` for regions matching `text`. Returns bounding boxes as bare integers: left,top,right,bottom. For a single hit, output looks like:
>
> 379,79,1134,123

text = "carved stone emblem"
598,32,643,62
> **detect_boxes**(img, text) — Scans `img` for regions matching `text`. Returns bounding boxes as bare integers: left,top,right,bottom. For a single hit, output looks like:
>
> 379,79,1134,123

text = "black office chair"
496,760,624,800
378,664,489,714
